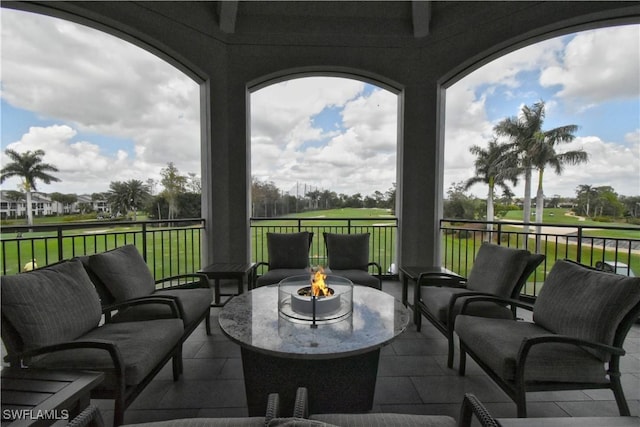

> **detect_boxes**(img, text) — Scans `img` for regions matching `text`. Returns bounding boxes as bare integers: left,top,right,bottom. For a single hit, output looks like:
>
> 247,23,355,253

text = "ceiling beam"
218,1,238,34
412,1,431,38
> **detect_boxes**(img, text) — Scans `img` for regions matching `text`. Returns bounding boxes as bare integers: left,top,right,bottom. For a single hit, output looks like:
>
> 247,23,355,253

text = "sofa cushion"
1,259,102,351
466,243,531,296
324,233,369,271
111,288,212,327
30,318,183,387
455,315,607,383
267,232,312,269
534,259,640,361
123,419,267,427
88,245,155,301
310,413,456,427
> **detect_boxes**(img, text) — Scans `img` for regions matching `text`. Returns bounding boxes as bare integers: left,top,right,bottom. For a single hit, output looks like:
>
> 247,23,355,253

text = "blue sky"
1,8,638,198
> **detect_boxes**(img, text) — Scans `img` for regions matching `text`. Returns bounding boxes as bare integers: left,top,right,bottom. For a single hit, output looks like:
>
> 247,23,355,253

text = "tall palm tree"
531,127,587,230
494,101,579,232
464,139,519,231
0,149,60,225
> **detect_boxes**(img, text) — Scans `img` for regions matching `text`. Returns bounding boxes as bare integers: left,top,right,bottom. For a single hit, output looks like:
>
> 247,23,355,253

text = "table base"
241,347,380,417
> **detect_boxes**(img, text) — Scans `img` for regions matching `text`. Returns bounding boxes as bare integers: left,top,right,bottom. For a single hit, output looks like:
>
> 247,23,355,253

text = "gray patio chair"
416,242,544,368
455,259,640,417
254,231,314,288
323,232,382,289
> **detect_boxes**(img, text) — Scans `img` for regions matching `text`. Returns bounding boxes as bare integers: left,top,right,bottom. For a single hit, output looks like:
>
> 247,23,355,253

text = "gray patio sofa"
1,259,185,427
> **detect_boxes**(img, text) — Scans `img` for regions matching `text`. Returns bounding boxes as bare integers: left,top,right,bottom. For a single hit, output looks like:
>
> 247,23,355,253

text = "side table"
1,368,104,427
399,265,463,326
198,262,256,307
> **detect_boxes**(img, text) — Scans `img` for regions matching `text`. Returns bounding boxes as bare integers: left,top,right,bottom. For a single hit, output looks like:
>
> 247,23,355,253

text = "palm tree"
531,127,587,230
464,139,518,231
0,149,60,225
107,179,149,220
494,101,579,232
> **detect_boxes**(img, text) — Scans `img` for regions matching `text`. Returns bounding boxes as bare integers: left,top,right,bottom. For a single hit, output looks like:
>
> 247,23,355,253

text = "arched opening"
249,75,400,271
443,24,639,222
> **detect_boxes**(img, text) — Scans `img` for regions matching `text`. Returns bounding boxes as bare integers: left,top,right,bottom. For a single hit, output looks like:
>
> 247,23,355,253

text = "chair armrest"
518,334,625,363
18,339,125,378
418,271,467,288
293,386,309,419
155,273,209,289
459,295,533,316
459,393,499,427
67,405,105,427
367,262,382,276
264,392,280,424
104,296,181,319
446,291,516,330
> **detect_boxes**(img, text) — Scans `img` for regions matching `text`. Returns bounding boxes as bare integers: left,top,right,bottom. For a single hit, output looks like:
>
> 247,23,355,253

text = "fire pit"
278,269,353,324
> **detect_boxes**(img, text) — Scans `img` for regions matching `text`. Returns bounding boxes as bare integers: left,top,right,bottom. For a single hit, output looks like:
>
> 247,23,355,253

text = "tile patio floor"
94,280,640,426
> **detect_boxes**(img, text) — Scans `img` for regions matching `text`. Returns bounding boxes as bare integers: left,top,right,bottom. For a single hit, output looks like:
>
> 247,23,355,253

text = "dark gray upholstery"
310,413,456,427
1,260,102,351
465,243,531,294
323,233,381,289
29,318,184,387
416,242,544,368
255,232,313,287
455,259,640,417
81,245,212,335
533,259,640,361
88,245,156,300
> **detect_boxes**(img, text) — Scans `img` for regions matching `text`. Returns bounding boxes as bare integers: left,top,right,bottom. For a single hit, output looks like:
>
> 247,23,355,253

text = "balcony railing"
250,217,398,278
0,219,205,279
2,217,637,302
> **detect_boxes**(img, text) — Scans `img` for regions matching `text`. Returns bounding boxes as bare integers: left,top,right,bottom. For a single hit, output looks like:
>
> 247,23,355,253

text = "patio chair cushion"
325,269,381,289
124,419,268,427
309,413,456,427
267,232,312,269
111,287,212,326
29,318,183,387
420,286,512,325
324,233,369,271
88,245,156,301
533,260,640,361
455,315,608,383
1,259,102,351
466,243,531,295
256,268,311,287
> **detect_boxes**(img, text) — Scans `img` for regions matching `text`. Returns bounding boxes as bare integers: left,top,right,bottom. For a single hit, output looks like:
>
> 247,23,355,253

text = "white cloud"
1,9,201,193
540,25,640,106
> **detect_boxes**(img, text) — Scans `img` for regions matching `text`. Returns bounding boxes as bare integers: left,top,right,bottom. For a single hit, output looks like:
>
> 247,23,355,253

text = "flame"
311,267,330,297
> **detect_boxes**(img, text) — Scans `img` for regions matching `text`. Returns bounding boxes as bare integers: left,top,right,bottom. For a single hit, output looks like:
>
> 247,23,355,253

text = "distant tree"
575,184,598,217
464,139,518,229
0,149,60,225
620,195,640,218
530,123,585,229
494,101,579,232
107,179,149,220
50,192,77,214
160,162,187,220
186,173,201,194
444,181,478,220
592,186,624,218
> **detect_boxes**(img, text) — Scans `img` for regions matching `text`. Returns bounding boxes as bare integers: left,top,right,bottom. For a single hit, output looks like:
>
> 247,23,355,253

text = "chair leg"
458,344,466,376
611,375,631,416
515,387,527,418
205,309,212,336
172,346,182,380
113,396,124,427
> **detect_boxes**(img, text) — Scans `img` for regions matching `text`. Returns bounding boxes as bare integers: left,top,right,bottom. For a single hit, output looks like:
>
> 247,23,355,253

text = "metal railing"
440,219,639,299
250,217,398,278
3,217,637,302
0,219,205,279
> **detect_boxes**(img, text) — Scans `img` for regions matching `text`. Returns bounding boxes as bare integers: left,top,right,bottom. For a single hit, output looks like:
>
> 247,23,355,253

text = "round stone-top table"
219,283,410,416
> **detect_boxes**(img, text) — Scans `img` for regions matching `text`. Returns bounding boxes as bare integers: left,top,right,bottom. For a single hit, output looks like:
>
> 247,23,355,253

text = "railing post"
497,222,502,245
576,226,583,264
142,222,148,262
57,226,64,261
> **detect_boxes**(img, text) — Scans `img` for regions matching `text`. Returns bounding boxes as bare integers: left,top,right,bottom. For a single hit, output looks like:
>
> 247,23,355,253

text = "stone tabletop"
218,284,410,359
